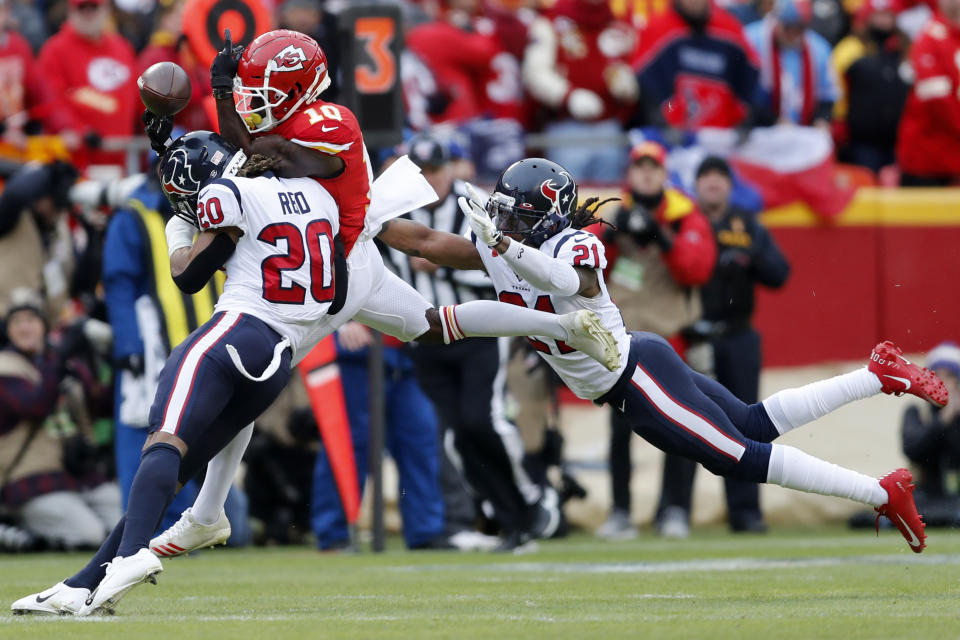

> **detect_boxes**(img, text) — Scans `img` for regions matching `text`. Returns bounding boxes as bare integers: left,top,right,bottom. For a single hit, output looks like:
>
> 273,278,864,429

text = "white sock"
766,444,888,507
192,423,254,524
437,301,569,344
762,367,882,435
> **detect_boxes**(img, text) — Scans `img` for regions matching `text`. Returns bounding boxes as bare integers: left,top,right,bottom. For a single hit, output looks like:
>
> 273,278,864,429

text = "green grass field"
2,527,958,639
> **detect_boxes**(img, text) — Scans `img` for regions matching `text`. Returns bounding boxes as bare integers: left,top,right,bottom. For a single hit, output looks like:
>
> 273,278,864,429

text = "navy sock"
116,443,182,558
64,516,126,590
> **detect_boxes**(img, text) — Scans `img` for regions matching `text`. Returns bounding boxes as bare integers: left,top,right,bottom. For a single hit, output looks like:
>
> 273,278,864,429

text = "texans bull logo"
268,45,307,73
161,148,200,197
539,171,574,212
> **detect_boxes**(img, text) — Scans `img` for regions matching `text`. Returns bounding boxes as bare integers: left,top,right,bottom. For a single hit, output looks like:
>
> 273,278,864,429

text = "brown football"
138,61,192,116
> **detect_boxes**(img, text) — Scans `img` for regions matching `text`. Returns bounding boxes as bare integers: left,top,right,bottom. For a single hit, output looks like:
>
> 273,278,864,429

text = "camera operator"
0,160,78,321
0,288,121,550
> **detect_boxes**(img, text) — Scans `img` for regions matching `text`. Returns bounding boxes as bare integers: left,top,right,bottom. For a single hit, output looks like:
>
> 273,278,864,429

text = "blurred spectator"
632,0,759,132
38,0,139,174
900,341,960,527
401,48,450,131
476,0,535,127
896,0,960,185
386,133,557,552
522,0,637,181
655,156,790,535
312,323,453,550
808,0,850,45
595,141,716,540
102,167,243,534
0,0,70,151
0,161,78,321
612,0,678,29
729,0,776,25
137,0,213,132
245,379,317,546
745,0,839,129
277,0,341,102
406,0,499,124
0,288,121,549
832,0,909,172
5,0,47,51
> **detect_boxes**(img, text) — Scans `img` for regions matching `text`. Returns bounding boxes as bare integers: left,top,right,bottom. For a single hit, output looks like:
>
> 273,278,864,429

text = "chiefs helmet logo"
267,45,307,73
539,171,573,211
161,148,200,196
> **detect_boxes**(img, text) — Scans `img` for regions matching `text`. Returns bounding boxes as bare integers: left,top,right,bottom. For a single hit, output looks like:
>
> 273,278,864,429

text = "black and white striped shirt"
384,180,494,307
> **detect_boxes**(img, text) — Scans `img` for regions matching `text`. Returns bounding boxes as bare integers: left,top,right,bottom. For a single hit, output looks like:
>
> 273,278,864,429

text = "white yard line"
395,553,960,575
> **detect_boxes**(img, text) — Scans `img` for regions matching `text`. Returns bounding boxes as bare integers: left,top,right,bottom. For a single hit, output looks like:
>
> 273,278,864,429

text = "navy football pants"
600,333,780,482
148,311,292,485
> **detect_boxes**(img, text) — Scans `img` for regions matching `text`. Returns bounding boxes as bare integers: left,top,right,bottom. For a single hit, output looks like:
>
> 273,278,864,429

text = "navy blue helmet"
159,131,246,226
487,158,578,247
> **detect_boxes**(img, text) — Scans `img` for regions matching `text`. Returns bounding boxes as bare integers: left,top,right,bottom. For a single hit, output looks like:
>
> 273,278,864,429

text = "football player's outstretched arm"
247,135,344,179
167,223,241,294
378,218,485,271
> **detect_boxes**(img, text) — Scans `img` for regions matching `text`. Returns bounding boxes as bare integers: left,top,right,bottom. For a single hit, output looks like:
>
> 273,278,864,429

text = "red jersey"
266,100,372,255
475,11,532,125
896,17,960,176
406,20,499,123
0,31,69,132
37,23,139,168
542,1,638,121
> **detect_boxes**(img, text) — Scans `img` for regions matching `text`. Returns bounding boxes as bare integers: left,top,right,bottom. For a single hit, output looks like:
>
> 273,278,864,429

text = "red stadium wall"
755,188,960,366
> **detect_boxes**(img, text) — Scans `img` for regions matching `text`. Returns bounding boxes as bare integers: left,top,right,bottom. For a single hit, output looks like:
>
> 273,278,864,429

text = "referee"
384,134,556,552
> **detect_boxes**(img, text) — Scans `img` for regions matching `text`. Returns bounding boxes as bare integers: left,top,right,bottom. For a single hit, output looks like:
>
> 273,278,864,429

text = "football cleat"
11,582,90,616
150,507,231,557
868,341,948,407
876,468,926,553
76,549,162,616
560,310,620,372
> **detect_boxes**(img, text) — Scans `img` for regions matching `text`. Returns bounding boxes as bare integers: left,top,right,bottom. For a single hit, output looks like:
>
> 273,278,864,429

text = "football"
138,61,192,116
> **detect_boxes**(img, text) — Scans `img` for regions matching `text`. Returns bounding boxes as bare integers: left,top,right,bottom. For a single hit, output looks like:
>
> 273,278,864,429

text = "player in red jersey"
228,30,372,255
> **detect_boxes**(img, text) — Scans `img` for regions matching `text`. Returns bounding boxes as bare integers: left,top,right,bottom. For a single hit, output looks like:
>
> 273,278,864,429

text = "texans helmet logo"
539,171,573,211
161,148,200,196
268,45,307,73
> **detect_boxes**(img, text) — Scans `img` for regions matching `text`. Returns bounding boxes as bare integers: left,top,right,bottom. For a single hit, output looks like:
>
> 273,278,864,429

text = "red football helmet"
234,29,331,133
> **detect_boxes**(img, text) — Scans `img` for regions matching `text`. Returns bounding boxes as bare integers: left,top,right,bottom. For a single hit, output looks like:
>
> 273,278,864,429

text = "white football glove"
458,183,501,247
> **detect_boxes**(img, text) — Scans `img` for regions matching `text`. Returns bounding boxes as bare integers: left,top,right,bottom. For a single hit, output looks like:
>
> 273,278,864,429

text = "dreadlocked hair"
237,154,282,178
569,196,620,231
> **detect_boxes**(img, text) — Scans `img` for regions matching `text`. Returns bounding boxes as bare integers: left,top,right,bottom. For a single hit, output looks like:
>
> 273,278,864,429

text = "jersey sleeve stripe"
206,178,243,214
289,137,354,154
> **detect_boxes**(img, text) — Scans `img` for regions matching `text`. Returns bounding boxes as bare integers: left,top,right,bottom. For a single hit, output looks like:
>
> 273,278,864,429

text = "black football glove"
143,109,174,155
210,29,244,100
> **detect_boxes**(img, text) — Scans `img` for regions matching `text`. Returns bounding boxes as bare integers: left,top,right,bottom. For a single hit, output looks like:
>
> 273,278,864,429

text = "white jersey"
475,227,632,399
198,174,382,363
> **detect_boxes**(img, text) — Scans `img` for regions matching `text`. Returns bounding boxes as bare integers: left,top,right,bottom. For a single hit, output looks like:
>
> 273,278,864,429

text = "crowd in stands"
1,0,958,551
1,0,959,183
